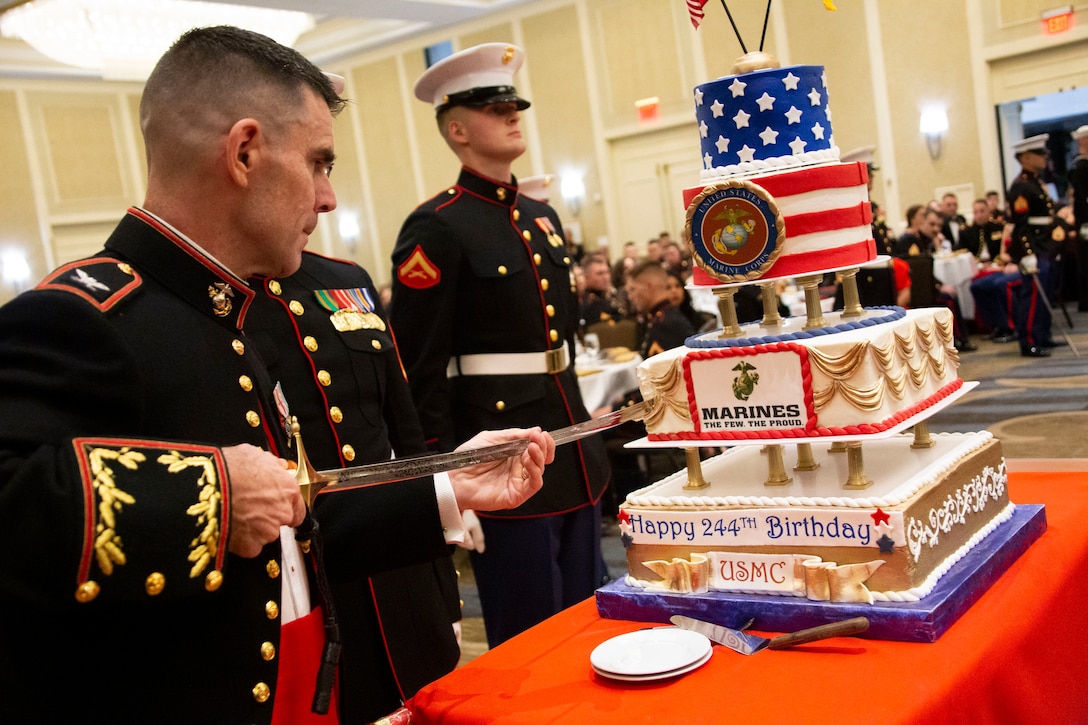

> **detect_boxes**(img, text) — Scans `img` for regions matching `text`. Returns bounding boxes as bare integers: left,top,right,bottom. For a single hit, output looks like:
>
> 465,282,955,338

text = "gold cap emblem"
502,47,515,64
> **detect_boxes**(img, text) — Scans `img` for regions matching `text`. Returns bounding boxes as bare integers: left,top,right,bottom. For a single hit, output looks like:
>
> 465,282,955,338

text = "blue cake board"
595,504,1046,643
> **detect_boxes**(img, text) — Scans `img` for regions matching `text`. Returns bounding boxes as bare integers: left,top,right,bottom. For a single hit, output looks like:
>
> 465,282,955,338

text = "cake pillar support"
682,448,710,490
797,274,827,331
764,445,793,486
793,443,820,471
828,441,848,453
843,441,874,489
911,421,936,449
840,268,864,318
759,282,783,327
715,287,743,338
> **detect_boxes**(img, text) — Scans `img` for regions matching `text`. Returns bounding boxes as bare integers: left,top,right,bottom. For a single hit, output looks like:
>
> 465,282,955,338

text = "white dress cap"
414,42,530,112
1012,134,1049,156
1071,125,1088,141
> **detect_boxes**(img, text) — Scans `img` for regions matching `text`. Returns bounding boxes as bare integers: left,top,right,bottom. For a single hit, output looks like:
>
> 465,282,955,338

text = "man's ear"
445,116,468,145
226,118,261,187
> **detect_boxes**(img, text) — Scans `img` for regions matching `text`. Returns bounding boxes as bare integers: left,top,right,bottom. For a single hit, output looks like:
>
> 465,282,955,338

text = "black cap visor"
438,85,530,113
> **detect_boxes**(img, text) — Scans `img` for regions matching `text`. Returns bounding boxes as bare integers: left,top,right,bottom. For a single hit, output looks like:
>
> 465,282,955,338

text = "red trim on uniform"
397,246,442,290
70,438,229,582
368,577,410,701
126,208,257,328
36,258,143,311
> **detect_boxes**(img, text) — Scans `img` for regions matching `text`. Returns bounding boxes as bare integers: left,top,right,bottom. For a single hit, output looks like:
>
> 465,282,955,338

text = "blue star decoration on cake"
618,509,634,548
695,65,832,170
877,534,895,553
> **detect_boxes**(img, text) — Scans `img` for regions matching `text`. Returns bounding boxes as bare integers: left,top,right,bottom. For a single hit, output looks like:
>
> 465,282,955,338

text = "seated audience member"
897,206,976,351
580,253,621,325
665,269,714,332
940,192,967,249
894,204,933,258
662,240,691,279
628,261,697,358
986,190,1007,225
957,198,1005,262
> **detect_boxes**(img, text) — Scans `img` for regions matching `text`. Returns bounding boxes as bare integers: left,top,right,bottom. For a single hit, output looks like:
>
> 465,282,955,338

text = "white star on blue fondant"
755,92,775,111
737,145,756,163
782,72,800,91
699,119,708,138
789,136,807,155
808,88,822,106
715,135,729,154
703,151,713,169
811,122,825,140
694,87,704,106
784,105,802,124
728,77,747,97
758,126,779,146
710,99,725,118
733,109,750,129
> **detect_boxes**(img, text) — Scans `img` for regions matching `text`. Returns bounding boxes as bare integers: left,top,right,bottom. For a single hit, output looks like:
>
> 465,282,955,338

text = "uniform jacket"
248,252,460,722
640,300,696,359
0,209,450,724
1069,155,1088,233
390,168,609,518
1007,170,1055,262
956,220,1005,261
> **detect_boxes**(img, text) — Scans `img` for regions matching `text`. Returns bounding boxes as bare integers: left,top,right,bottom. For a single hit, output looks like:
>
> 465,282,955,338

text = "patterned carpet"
926,307,1088,458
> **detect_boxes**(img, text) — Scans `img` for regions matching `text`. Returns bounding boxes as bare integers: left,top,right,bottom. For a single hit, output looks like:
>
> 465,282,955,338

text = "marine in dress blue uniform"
248,251,461,723
1006,134,1057,357
390,44,610,647
0,210,454,724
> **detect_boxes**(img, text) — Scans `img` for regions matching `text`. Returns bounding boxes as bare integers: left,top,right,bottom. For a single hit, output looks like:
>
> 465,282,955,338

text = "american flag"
687,0,710,29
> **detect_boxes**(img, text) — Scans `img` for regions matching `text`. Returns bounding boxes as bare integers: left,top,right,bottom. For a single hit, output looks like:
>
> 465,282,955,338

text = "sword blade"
314,400,648,495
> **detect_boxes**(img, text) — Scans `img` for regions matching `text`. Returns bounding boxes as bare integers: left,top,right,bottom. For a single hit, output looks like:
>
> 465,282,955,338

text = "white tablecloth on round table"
575,354,642,412
933,252,978,319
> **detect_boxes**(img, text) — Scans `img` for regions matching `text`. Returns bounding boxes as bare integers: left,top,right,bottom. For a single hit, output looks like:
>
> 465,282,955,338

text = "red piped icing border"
691,237,877,286
648,377,965,441
787,201,873,237
680,342,818,435
682,162,869,207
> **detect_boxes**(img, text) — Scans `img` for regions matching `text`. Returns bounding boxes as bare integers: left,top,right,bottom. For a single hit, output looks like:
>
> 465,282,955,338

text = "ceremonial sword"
291,401,648,506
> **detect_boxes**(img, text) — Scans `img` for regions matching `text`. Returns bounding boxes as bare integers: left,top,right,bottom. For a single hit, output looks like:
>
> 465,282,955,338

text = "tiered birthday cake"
596,50,1044,640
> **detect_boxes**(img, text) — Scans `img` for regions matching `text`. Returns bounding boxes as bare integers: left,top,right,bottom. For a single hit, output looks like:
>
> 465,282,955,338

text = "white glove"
452,620,463,648
458,510,486,553
1019,253,1038,275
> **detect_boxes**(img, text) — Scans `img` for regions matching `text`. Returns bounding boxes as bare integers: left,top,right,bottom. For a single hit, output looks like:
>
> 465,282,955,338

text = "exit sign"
1043,6,1073,34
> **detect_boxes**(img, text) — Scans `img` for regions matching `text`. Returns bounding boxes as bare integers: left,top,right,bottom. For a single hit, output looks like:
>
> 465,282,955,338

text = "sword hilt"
290,416,332,510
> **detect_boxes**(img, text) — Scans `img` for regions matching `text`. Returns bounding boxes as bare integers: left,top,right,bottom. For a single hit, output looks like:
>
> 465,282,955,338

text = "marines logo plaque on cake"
685,178,785,283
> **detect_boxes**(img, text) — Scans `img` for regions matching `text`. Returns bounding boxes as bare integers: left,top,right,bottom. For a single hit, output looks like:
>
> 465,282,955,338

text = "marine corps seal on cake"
686,179,784,283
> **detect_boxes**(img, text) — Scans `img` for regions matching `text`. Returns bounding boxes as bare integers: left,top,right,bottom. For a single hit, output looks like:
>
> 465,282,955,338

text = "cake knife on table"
670,615,869,656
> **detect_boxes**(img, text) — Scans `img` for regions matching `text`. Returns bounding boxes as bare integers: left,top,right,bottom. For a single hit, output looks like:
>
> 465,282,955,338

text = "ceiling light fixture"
0,0,315,80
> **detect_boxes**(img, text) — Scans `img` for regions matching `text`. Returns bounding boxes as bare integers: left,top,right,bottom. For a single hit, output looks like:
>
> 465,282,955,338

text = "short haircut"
628,259,667,282
141,26,345,157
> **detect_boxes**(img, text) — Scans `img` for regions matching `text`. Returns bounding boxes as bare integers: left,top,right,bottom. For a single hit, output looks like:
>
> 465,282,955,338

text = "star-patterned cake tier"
694,65,836,178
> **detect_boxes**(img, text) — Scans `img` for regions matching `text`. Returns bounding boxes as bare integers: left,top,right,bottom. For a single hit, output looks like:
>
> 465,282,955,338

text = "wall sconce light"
337,211,360,251
560,173,585,217
919,107,949,160
1,249,30,293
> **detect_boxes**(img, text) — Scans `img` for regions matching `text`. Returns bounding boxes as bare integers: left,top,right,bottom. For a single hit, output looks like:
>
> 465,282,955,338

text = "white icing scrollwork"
906,465,1007,559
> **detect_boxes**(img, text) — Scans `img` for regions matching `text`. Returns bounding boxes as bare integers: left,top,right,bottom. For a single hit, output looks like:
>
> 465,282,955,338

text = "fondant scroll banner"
640,552,884,604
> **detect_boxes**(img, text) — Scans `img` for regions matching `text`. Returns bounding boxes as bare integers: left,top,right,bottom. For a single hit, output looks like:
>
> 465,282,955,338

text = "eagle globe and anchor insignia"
685,178,785,283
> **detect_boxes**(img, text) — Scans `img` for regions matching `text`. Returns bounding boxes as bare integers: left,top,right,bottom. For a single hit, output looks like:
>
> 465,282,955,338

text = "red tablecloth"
409,472,1088,724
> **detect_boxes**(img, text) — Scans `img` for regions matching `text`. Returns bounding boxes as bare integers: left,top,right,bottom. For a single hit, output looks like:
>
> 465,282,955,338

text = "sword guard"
290,416,331,509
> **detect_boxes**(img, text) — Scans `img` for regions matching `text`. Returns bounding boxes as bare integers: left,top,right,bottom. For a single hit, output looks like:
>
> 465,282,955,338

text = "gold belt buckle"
545,346,567,375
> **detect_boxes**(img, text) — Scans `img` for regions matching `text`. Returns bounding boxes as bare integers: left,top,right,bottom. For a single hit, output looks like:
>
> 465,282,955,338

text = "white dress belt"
447,341,570,377
1026,216,1052,225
